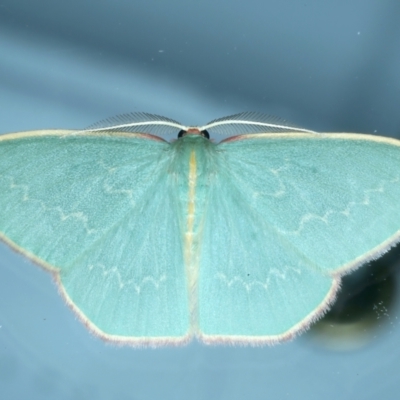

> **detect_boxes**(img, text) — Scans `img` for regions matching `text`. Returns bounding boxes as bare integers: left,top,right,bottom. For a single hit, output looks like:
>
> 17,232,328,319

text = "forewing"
0,131,189,345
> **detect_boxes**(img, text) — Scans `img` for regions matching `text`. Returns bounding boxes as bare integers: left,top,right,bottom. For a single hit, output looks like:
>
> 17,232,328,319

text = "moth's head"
178,128,210,139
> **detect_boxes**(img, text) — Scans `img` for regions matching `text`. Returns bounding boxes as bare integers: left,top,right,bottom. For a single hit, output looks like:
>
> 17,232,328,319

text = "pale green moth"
1,112,400,347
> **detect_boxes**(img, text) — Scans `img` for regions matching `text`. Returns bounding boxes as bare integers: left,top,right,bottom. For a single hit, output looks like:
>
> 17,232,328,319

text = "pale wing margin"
0,130,190,345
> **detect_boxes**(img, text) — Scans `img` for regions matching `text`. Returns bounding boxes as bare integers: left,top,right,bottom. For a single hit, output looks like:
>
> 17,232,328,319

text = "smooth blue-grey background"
1,1,400,399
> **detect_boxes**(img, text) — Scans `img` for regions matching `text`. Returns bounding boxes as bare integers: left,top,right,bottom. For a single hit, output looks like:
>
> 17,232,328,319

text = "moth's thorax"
171,135,215,257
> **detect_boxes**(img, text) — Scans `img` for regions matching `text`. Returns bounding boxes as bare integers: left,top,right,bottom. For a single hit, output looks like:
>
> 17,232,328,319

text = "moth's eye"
177,130,186,138
201,130,210,139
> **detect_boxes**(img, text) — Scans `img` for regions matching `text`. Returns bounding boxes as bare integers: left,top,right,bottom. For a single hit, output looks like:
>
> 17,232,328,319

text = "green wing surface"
198,133,400,344
0,131,189,345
